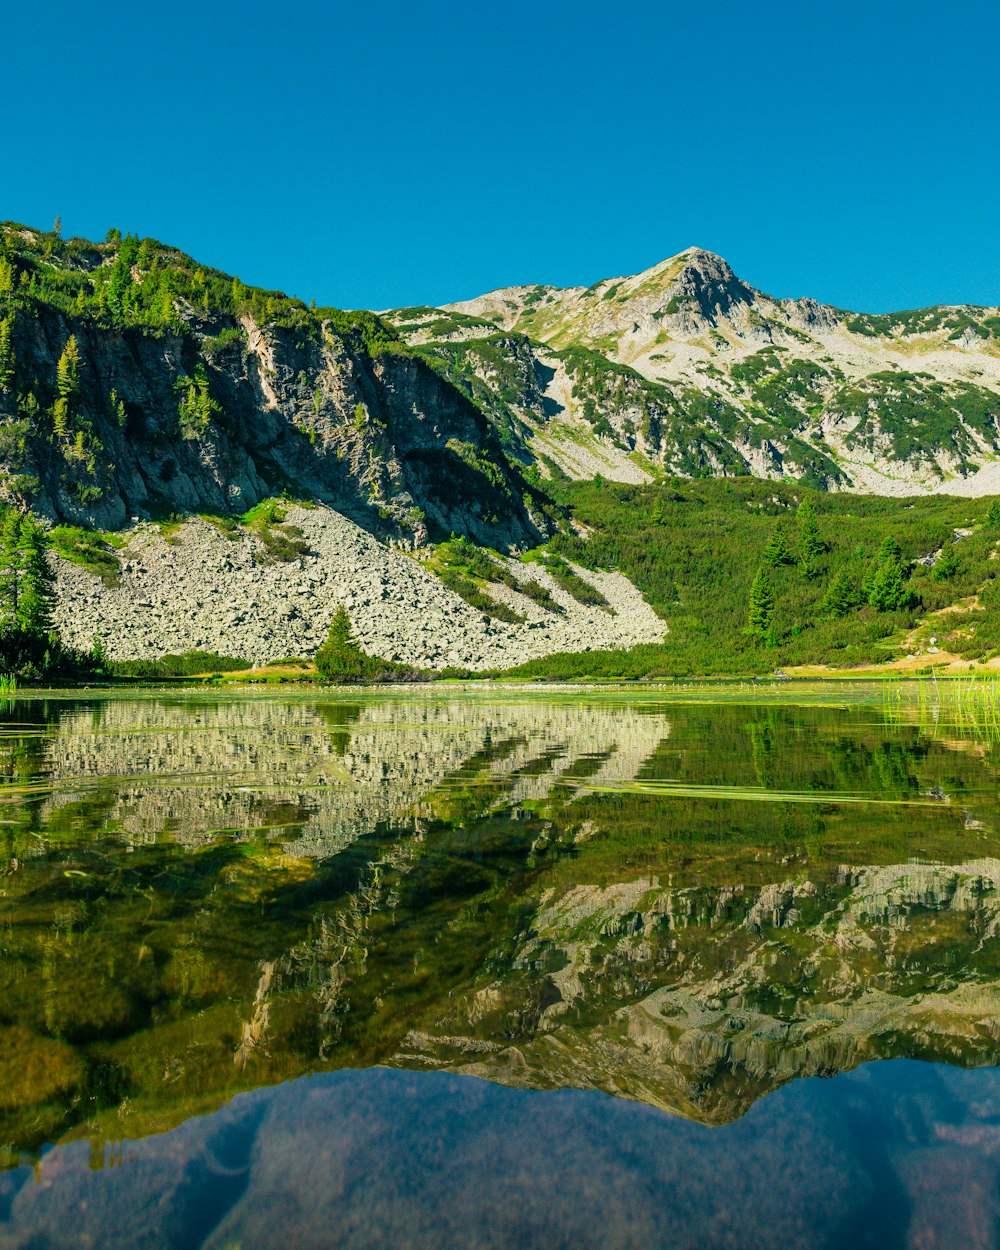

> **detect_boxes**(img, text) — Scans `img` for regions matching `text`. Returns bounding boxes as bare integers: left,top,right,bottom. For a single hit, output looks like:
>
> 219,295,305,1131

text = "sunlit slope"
388,249,1000,492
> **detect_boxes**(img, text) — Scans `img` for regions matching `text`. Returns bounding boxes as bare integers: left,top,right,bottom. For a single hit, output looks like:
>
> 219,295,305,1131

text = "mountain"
386,248,1000,494
2,220,1000,674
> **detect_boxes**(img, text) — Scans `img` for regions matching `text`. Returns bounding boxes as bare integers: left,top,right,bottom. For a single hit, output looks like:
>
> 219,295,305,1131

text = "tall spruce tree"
53,334,81,437
747,567,775,641
797,497,823,560
17,517,54,634
867,558,910,613
820,570,856,617
0,512,54,634
315,606,374,680
0,510,22,624
0,315,13,390
764,526,793,567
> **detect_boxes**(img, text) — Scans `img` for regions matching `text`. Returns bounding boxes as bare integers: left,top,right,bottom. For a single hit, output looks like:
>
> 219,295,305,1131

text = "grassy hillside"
507,478,1000,677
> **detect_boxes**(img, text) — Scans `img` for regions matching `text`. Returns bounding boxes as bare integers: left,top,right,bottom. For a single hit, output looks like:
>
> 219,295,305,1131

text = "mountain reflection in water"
0,686,998,1247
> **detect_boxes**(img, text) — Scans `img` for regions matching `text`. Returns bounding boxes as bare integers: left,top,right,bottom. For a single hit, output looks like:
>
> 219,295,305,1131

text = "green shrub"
49,525,121,586
314,606,426,683
110,650,248,678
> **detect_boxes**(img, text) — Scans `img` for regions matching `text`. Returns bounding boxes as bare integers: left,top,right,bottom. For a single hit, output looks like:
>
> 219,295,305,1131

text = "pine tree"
53,334,81,438
747,567,775,641
106,253,133,320
327,605,353,650
0,257,13,294
0,315,13,390
314,606,374,679
155,271,176,326
0,513,56,636
109,388,127,427
986,500,1000,528
0,510,22,625
16,517,54,634
797,497,823,560
764,526,792,567
933,545,960,581
177,364,219,438
820,570,856,617
877,535,902,562
867,558,910,612
56,335,81,399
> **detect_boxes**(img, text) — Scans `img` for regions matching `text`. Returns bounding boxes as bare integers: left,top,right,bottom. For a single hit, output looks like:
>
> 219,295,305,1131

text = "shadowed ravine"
0,686,999,1247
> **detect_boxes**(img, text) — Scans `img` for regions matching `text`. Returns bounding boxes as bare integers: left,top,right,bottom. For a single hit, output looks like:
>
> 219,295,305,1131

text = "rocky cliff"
0,224,544,549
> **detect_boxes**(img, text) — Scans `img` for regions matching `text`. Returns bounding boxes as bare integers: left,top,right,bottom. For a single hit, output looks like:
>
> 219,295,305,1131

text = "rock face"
387,248,1000,494
2,295,543,549
52,505,665,667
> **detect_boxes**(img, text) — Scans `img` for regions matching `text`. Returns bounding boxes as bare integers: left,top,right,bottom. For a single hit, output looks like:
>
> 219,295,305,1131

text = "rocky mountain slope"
52,505,664,667
0,223,544,549
388,249,1000,494
4,220,1000,669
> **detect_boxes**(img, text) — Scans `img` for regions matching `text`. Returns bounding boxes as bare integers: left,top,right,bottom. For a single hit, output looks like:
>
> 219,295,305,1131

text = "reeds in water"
883,673,1000,744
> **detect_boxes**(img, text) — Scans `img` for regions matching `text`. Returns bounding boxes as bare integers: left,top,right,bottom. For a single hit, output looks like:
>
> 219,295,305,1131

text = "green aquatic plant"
883,673,1000,745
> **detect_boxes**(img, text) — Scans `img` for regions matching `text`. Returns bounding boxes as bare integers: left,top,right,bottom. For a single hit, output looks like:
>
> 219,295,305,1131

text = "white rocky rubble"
51,504,665,669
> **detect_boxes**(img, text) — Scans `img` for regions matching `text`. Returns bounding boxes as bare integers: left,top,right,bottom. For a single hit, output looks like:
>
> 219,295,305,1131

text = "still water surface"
0,684,998,1247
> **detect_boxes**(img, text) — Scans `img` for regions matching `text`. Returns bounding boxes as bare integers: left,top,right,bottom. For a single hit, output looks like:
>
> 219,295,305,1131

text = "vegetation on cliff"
0,220,544,552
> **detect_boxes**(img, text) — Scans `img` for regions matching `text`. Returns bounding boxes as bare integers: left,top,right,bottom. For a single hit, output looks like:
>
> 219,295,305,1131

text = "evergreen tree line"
745,503,980,645
0,225,319,337
0,508,100,681
510,477,1000,677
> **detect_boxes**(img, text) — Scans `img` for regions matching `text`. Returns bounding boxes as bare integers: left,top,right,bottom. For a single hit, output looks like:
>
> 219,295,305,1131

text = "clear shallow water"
0,684,998,1247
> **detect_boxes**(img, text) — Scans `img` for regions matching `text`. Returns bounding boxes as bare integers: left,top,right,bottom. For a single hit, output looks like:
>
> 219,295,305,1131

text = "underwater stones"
0,1026,84,1111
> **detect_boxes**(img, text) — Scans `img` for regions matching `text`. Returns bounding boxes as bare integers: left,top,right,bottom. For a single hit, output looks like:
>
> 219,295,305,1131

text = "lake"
0,683,998,1248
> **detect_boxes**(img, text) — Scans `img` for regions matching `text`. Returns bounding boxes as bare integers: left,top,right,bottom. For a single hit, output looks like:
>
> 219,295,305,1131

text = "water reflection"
0,687,997,1164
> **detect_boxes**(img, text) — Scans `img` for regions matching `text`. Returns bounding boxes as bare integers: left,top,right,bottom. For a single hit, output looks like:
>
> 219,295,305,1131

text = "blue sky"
5,0,997,312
